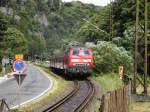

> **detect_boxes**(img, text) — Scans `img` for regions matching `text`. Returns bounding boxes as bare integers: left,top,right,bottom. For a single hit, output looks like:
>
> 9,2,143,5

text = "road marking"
11,65,54,109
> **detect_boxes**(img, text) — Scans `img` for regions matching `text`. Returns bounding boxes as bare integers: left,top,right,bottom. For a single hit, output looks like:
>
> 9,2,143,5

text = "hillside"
0,0,103,58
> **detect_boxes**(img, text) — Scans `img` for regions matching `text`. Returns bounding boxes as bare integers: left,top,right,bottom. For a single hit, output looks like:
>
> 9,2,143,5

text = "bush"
86,41,133,74
92,73,123,93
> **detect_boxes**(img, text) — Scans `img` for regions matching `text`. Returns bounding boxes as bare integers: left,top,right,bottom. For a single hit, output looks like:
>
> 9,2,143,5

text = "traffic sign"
13,60,25,72
15,54,23,60
14,74,26,85
119,66,124,80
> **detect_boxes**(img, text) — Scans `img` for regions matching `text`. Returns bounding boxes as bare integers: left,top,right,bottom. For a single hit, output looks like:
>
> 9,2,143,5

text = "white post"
2,66,5,77
18,73,21,108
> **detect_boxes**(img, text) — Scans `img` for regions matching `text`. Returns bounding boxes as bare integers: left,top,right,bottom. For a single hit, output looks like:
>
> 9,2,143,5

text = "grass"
0,64,12,77
91,73,123,94
129,76,150,112
91,73,150,112
131,102,150,112
91,72,124,112
10,65,68,112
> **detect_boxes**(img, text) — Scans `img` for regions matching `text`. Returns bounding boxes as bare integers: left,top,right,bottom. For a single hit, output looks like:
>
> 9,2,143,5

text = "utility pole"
109,0,113,41
144,0,148,94
133,0,139,94
133,0,148,95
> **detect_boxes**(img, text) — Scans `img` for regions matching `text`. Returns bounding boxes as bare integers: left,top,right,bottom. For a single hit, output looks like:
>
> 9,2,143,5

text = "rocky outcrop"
0,7,21,21
34,14,49,27
47,0,62,11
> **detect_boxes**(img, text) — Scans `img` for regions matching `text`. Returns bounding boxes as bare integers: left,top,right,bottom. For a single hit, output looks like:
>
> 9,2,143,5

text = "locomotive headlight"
71,59,92,62
71,59,80,62
83,59,92,62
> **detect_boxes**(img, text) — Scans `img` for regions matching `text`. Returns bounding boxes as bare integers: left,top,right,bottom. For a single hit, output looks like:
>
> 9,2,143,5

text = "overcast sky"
62,0,111,6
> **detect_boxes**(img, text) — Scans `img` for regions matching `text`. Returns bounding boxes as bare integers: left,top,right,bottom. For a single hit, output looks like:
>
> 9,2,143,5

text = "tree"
1,28,28,57
86,41,133,74
112,0,136,37
112,25,135,51
35,0,49,13
0,13,8,60
47,0,61,11
0,0,8,6
28,36,46,56
0,13,8,38
75,12,109,43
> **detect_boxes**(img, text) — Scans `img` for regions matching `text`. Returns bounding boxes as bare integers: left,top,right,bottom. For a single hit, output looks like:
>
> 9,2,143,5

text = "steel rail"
43,81,79,112
74,80,95,112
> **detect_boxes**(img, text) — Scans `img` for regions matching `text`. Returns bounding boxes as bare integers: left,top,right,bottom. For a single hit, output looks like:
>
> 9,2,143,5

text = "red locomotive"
49,46,94,77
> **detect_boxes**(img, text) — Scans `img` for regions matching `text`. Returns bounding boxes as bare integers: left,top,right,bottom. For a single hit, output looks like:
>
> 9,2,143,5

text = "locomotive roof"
69,46,88,49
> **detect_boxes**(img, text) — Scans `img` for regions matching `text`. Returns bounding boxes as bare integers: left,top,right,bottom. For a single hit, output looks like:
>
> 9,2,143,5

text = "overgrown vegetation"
86,41,133,74
92,73,123,93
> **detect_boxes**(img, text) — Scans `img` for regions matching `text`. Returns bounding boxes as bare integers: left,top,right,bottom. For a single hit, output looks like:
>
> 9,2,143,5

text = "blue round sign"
13,60,25,72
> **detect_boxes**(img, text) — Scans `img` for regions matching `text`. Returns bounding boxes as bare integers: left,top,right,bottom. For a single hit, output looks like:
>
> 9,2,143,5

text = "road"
0,63,52,109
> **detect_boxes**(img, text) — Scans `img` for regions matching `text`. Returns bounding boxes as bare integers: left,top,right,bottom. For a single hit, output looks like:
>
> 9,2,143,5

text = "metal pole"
18,73,21,108
144,0,148,94
133,0,139,94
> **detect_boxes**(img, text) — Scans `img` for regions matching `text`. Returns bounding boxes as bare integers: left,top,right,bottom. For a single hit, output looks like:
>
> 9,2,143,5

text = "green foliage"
47,0,61,11
35,0,49,13
74,6,110,44
0,13,8,37
10,109,23,112
25,0,38,16
44,1,100,52
29,36,46,55
92,73,123,93
1,27,28,57
112,25,135,51
0,0,8,7
0,12,8,61
87,41,133,74
1,0,101,55
112,0,136,37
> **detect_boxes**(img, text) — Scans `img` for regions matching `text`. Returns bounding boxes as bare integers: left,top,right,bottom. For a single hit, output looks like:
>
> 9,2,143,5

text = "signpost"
13,56,26,108
119,66,124,80
1,58,9,76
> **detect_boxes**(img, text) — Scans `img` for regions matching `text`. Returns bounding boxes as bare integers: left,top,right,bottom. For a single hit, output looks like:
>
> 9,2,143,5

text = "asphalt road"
0,63,52,109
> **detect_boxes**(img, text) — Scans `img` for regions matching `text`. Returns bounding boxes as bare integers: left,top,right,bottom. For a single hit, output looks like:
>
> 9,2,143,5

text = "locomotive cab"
64,47,93,75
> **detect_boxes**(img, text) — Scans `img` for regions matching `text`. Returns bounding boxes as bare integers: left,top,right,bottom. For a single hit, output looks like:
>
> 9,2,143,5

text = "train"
49,46,94,77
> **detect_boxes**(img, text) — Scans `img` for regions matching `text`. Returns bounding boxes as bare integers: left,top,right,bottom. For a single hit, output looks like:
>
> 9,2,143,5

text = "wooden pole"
109,0,113,41
133,0,140,94
144,0,148,94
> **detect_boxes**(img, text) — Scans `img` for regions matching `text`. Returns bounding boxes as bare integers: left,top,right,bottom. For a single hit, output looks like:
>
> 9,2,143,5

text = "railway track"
43,80,95,112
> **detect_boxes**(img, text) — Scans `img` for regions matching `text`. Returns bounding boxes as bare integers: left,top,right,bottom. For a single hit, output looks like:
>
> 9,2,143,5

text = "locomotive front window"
73,50,80,55
72,48,90,56
84,50,90,56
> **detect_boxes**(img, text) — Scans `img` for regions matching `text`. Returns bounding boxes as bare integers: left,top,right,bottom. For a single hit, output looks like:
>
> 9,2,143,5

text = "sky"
62,0,111,6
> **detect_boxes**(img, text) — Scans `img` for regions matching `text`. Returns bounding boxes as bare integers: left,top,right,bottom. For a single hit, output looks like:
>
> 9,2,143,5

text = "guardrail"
100,83,131,112
0,99,10,112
